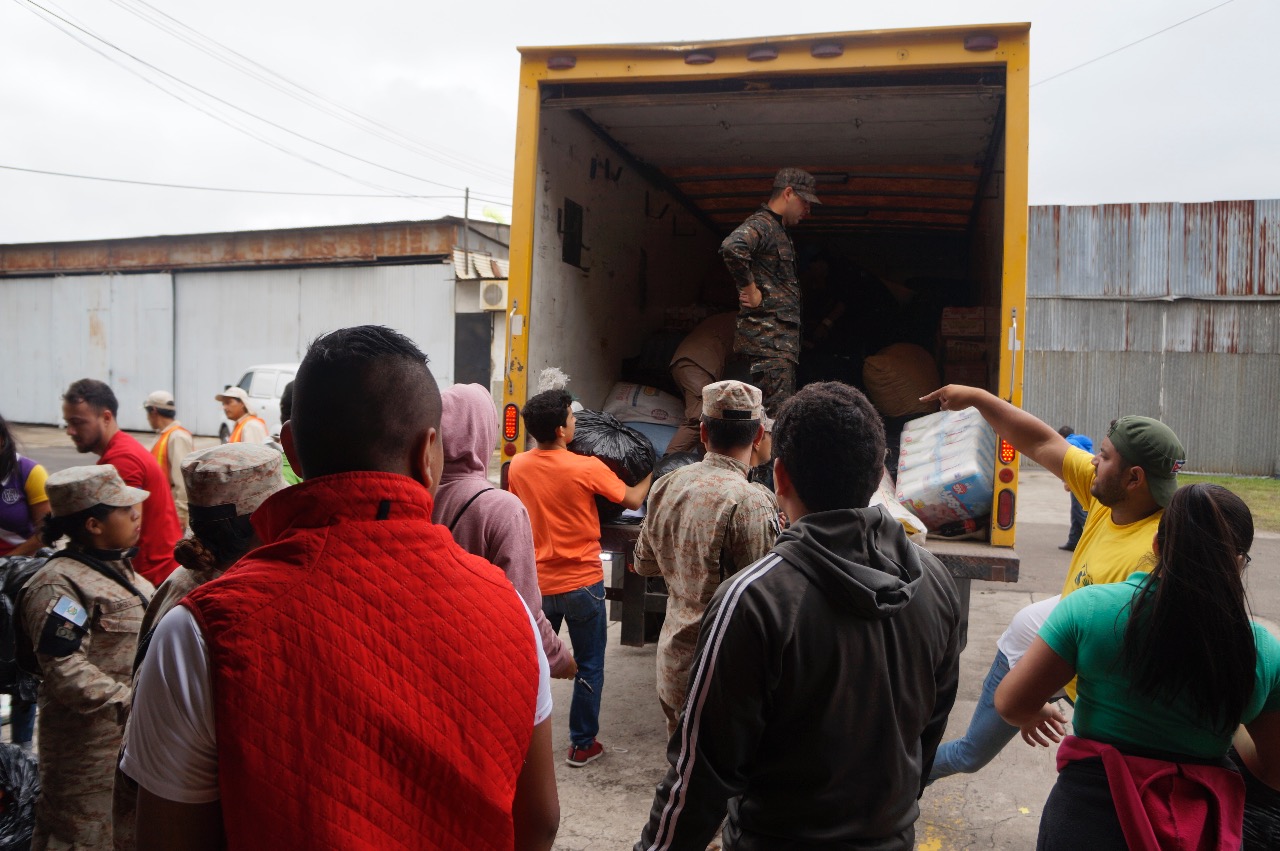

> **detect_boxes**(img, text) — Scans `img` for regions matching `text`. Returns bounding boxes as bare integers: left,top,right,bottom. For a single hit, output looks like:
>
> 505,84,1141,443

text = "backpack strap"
54,550,151,609
448,488,495,532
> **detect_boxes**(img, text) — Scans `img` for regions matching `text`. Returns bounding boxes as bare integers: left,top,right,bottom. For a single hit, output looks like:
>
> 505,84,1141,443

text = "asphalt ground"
9,424,1280,848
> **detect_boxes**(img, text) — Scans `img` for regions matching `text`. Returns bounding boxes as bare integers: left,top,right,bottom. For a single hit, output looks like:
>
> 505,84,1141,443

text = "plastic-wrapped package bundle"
895,407,996,535
568,411,657,522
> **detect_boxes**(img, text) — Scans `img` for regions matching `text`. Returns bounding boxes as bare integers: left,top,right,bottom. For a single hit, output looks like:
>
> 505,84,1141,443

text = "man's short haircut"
773,382,885,511
64,379,119,417
522,390,572,444
1057,425,1074,439
279,380,295,424
291,325,439,478
701,415,759,452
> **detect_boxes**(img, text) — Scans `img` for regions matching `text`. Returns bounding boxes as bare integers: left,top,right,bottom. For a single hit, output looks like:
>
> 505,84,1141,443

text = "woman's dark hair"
0,414,16,483
1121,483,1256,733
41,504,114,546
522,390,573,444
174,514,257,573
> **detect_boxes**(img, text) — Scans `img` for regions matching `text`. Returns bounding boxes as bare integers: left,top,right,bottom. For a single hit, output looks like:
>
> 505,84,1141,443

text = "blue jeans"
542,581,606,748
930,650,1018,782
1067,496,1087,547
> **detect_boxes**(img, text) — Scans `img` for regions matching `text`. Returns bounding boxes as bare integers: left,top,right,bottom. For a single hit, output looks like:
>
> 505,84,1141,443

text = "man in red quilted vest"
122,325,560,851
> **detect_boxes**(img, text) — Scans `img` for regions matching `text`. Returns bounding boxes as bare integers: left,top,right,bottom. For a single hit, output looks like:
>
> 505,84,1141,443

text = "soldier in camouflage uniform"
720,167,821,417
634,381,781,734
19,465,154,850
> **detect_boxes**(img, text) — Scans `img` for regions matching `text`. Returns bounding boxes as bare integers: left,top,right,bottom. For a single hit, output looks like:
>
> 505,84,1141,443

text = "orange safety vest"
151,422,192,474
230,415,267,444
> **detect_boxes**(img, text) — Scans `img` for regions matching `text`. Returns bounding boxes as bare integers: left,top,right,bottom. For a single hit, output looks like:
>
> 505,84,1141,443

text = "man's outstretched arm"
920,385,1071,480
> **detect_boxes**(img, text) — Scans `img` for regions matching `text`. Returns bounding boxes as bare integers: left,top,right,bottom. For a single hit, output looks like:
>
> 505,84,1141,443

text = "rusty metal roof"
1030,201,1280,299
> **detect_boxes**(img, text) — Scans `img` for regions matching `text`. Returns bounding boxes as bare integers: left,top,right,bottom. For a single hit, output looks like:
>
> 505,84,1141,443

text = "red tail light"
996,489,1016,529
998,438,1016,465
503,404,520,442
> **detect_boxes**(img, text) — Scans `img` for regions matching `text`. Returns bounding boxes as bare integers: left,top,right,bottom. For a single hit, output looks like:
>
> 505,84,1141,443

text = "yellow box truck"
498,24,1029,640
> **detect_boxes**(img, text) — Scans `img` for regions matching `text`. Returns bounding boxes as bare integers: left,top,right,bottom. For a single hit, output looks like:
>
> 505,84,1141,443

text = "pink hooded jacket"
433,384,572,676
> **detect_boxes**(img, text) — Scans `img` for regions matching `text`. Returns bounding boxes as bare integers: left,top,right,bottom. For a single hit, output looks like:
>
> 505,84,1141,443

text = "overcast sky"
2,0,1275,244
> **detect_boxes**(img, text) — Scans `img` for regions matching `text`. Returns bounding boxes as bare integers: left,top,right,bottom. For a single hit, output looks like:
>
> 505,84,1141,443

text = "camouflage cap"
772,167,821,204
46,465,149,516
702,380,770,428
182,443,285,517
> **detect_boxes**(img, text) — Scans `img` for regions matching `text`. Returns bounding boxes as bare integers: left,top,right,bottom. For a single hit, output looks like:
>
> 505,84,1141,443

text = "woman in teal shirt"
996,484,1280,850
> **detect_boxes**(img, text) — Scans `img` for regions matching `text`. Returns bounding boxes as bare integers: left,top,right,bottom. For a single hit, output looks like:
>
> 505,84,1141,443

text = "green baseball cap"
1107,416,1186,508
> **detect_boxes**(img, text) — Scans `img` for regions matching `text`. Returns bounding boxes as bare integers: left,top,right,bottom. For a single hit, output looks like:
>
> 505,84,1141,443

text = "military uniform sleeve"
719,218,764,292
636,573,775,850
22,581,132,723
723,490,779,576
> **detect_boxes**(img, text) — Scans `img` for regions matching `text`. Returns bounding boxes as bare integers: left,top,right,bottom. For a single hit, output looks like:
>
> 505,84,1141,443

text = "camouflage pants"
749,357,796,419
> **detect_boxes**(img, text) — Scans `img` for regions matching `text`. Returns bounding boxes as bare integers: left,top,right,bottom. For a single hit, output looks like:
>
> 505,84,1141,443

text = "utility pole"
462,187,470,272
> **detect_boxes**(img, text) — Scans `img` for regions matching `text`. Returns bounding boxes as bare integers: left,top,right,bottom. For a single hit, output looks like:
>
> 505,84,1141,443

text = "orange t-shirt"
508,448,627,596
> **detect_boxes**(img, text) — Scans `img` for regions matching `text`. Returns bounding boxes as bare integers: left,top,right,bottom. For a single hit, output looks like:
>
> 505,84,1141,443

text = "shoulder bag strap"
449,488,495,532
55,550,151,608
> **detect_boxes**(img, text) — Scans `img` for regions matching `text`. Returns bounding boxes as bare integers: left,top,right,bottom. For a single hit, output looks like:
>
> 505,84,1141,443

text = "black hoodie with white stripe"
636,504,962,851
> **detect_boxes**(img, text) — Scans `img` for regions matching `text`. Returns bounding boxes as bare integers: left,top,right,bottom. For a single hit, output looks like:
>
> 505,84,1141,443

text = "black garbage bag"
655,451,700,481
0,743,39,850
568,411,656,522
0,555,48,702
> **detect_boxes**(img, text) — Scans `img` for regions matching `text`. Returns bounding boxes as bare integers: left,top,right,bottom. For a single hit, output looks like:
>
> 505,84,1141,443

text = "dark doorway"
454,313,493,387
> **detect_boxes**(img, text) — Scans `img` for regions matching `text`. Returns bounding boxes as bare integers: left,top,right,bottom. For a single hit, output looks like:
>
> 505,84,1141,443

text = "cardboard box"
940,306,1000,338
943,338,988,362
944,361,989,388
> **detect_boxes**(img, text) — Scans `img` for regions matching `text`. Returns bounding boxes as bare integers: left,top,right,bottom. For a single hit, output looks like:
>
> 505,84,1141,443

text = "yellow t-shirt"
1059,447,1161,599
24,462,49,506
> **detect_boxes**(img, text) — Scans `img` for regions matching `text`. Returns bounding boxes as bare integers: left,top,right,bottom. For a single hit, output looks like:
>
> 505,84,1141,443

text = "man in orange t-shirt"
509,389,652,767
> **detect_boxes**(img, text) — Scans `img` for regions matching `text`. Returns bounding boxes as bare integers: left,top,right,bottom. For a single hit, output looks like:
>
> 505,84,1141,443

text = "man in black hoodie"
635,382,962,851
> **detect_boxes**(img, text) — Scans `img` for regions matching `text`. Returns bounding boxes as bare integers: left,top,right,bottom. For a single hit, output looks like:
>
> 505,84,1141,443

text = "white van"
220,363,299,442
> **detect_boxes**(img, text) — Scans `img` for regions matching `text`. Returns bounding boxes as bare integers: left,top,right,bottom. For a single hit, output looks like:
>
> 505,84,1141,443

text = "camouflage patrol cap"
702,380,771,429
772,168,821,204
46,465,149,516
182,443,285,517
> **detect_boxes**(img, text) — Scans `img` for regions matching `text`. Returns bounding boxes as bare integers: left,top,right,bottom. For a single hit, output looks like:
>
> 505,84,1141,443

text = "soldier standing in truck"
719,167,820,417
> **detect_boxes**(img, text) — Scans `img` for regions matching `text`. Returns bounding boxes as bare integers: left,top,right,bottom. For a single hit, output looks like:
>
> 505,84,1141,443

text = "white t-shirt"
996,594,1061,668
120,600,553,804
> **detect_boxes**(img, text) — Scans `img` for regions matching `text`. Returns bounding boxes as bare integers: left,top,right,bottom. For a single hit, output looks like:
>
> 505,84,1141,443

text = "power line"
0,163,512,204
1032,0,1237,88
15,0,512,206
102,0,513,185
13,0,432,204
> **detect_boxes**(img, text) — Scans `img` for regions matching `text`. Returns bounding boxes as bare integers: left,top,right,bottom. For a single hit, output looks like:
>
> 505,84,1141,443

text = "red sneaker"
566,740,604,767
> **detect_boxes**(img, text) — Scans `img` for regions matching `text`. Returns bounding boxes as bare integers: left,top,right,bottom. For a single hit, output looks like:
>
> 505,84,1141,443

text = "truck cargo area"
526,65,1009,413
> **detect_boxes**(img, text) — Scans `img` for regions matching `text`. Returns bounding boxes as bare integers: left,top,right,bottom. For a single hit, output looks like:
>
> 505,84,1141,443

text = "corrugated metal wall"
0,273,173,431
175,264,457,436
1024,201,1280,476
1,264,456,437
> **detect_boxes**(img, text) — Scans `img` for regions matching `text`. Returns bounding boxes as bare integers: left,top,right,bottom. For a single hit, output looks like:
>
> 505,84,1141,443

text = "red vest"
182,472,538,851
